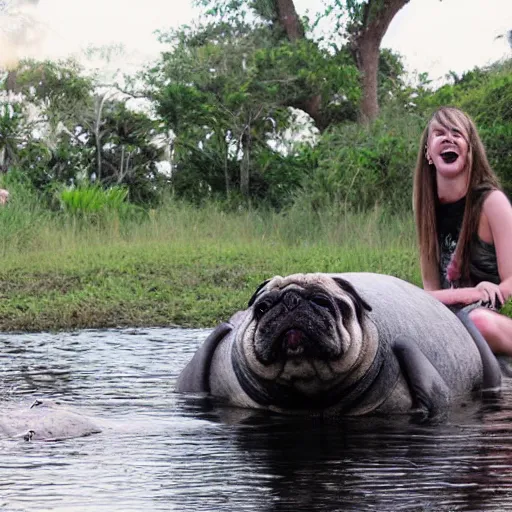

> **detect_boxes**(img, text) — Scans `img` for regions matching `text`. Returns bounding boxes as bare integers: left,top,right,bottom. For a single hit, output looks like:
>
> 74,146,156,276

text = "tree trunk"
355,36,381,124
274,0,304,41
221,131,231,195
5,70,18,92
240,130,251,196
94,93,109,182
272,0,325,129
0,147,5,172
353,0,410,123
272,0,409,126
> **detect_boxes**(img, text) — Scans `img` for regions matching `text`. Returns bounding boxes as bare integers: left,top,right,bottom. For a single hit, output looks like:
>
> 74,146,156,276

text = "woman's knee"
469,308,497,338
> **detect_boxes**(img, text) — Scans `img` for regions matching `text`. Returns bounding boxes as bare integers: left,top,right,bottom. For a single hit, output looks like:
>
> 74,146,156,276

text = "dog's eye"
254,299,273,318
311,295,332,310
311,295,331,308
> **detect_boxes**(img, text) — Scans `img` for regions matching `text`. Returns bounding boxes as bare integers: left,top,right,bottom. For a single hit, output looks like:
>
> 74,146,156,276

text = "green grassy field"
0,196,421,332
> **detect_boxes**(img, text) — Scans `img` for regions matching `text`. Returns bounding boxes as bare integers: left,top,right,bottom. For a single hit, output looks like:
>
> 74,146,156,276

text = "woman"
413,106,512,355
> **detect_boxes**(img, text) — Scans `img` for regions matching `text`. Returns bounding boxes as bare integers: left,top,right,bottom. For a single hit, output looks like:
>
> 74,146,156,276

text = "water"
1,328,512,511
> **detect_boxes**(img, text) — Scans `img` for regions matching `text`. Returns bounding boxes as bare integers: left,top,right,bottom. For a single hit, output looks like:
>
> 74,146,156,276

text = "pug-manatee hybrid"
176,273,501,418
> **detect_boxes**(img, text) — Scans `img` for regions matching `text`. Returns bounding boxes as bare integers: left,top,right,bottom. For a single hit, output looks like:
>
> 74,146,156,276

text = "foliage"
250,143,318,209
0,96,32,169
146,12,362,204
13,58,94,128
456,63,512,196
294,106,425,213
58,183,147,227
59,183,127,214
194,0,409,123
0,168,56,254
92,100,169,206
1,59,170,206
149,22,288,199
0,182,420,331
377,49,406,104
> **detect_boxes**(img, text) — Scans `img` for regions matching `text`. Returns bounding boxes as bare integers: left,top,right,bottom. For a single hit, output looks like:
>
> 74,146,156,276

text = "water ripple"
1,328,512,511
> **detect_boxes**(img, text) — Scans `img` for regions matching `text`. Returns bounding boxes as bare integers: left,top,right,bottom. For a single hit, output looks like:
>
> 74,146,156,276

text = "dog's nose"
283,291,301,310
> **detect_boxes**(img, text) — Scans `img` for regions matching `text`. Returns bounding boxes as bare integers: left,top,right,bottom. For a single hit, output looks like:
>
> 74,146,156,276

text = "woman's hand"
476,281,504,309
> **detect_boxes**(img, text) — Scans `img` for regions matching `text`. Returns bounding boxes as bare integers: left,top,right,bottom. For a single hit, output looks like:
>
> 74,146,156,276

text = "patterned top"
436,195,499,289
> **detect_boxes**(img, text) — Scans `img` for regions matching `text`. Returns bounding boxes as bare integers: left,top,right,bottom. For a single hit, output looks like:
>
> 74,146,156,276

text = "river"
1,328,512,511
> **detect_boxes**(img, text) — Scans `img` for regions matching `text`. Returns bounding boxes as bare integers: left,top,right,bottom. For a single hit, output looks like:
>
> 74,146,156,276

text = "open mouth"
277,328,338,360
441,151,459,164
283,329,306,356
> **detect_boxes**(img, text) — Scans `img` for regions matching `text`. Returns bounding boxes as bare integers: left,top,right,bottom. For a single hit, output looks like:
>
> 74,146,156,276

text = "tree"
144,11,364,199
0,96,31,171
345,0,410,122
197,0,410,124
1,58,168,205
95,100,167,204
146,22,309,197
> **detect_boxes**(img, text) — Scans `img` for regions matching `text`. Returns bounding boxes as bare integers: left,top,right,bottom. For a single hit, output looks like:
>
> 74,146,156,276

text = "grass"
0,192,421,332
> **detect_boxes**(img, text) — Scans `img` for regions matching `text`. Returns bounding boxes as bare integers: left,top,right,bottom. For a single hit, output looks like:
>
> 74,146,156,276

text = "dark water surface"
1,328,512,511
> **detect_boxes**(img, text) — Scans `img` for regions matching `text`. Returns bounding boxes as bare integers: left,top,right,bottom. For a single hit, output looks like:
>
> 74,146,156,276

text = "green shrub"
59,184,128,214
459,68,512,195
58,183,146,226
294,107,424,213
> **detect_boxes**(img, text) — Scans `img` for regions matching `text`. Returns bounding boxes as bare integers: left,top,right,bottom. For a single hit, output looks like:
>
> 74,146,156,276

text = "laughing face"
427,118,470,180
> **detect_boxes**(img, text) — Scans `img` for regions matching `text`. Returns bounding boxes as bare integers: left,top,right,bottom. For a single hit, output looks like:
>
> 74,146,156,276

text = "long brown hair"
413,107,500,282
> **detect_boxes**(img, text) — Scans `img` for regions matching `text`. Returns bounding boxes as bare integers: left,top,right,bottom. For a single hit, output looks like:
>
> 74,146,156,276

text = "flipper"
456,310,501,392
175,322,233,393
497,355,512,378
392,336,450,419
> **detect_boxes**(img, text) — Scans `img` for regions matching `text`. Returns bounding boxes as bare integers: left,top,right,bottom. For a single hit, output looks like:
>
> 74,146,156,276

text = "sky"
0,0,511,84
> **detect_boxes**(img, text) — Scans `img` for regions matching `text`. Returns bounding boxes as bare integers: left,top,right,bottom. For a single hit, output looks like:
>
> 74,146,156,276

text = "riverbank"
0,202,422,332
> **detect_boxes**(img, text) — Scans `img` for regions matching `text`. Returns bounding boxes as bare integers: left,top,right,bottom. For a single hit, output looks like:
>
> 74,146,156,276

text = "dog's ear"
248,279,271,307
332,277,372,321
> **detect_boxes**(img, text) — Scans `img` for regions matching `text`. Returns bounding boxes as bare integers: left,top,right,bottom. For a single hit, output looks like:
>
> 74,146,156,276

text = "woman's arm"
426,287,485,305
420,245,487,306
483,190,512,301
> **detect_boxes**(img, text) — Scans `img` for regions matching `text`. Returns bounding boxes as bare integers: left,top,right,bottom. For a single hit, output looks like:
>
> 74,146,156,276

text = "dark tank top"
436,195,499,289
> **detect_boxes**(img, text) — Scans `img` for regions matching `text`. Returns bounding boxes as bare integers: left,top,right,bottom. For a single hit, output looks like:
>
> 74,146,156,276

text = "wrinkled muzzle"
232,275,375,410
252,290,345,366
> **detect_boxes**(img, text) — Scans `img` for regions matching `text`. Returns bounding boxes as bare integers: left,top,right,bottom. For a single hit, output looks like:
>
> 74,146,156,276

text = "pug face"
234,274,377,402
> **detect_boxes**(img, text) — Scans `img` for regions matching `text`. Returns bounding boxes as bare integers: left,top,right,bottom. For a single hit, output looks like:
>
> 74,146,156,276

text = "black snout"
283,291,301,311
255,324,341,364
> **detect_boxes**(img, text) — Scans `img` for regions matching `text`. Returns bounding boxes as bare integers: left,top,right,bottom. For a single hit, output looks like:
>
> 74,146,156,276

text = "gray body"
0,400,105,441
176,272,501,419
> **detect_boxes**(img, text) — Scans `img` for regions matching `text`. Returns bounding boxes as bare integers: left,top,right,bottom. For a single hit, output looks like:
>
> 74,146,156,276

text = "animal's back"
335,272,484,396
0,401,104,441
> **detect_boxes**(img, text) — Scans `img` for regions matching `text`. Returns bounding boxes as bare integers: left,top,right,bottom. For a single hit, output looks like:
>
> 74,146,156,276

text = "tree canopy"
0,1,510,212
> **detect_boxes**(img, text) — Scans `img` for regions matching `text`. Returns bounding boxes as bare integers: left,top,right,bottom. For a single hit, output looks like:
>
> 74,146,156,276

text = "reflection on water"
1,328,512,511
